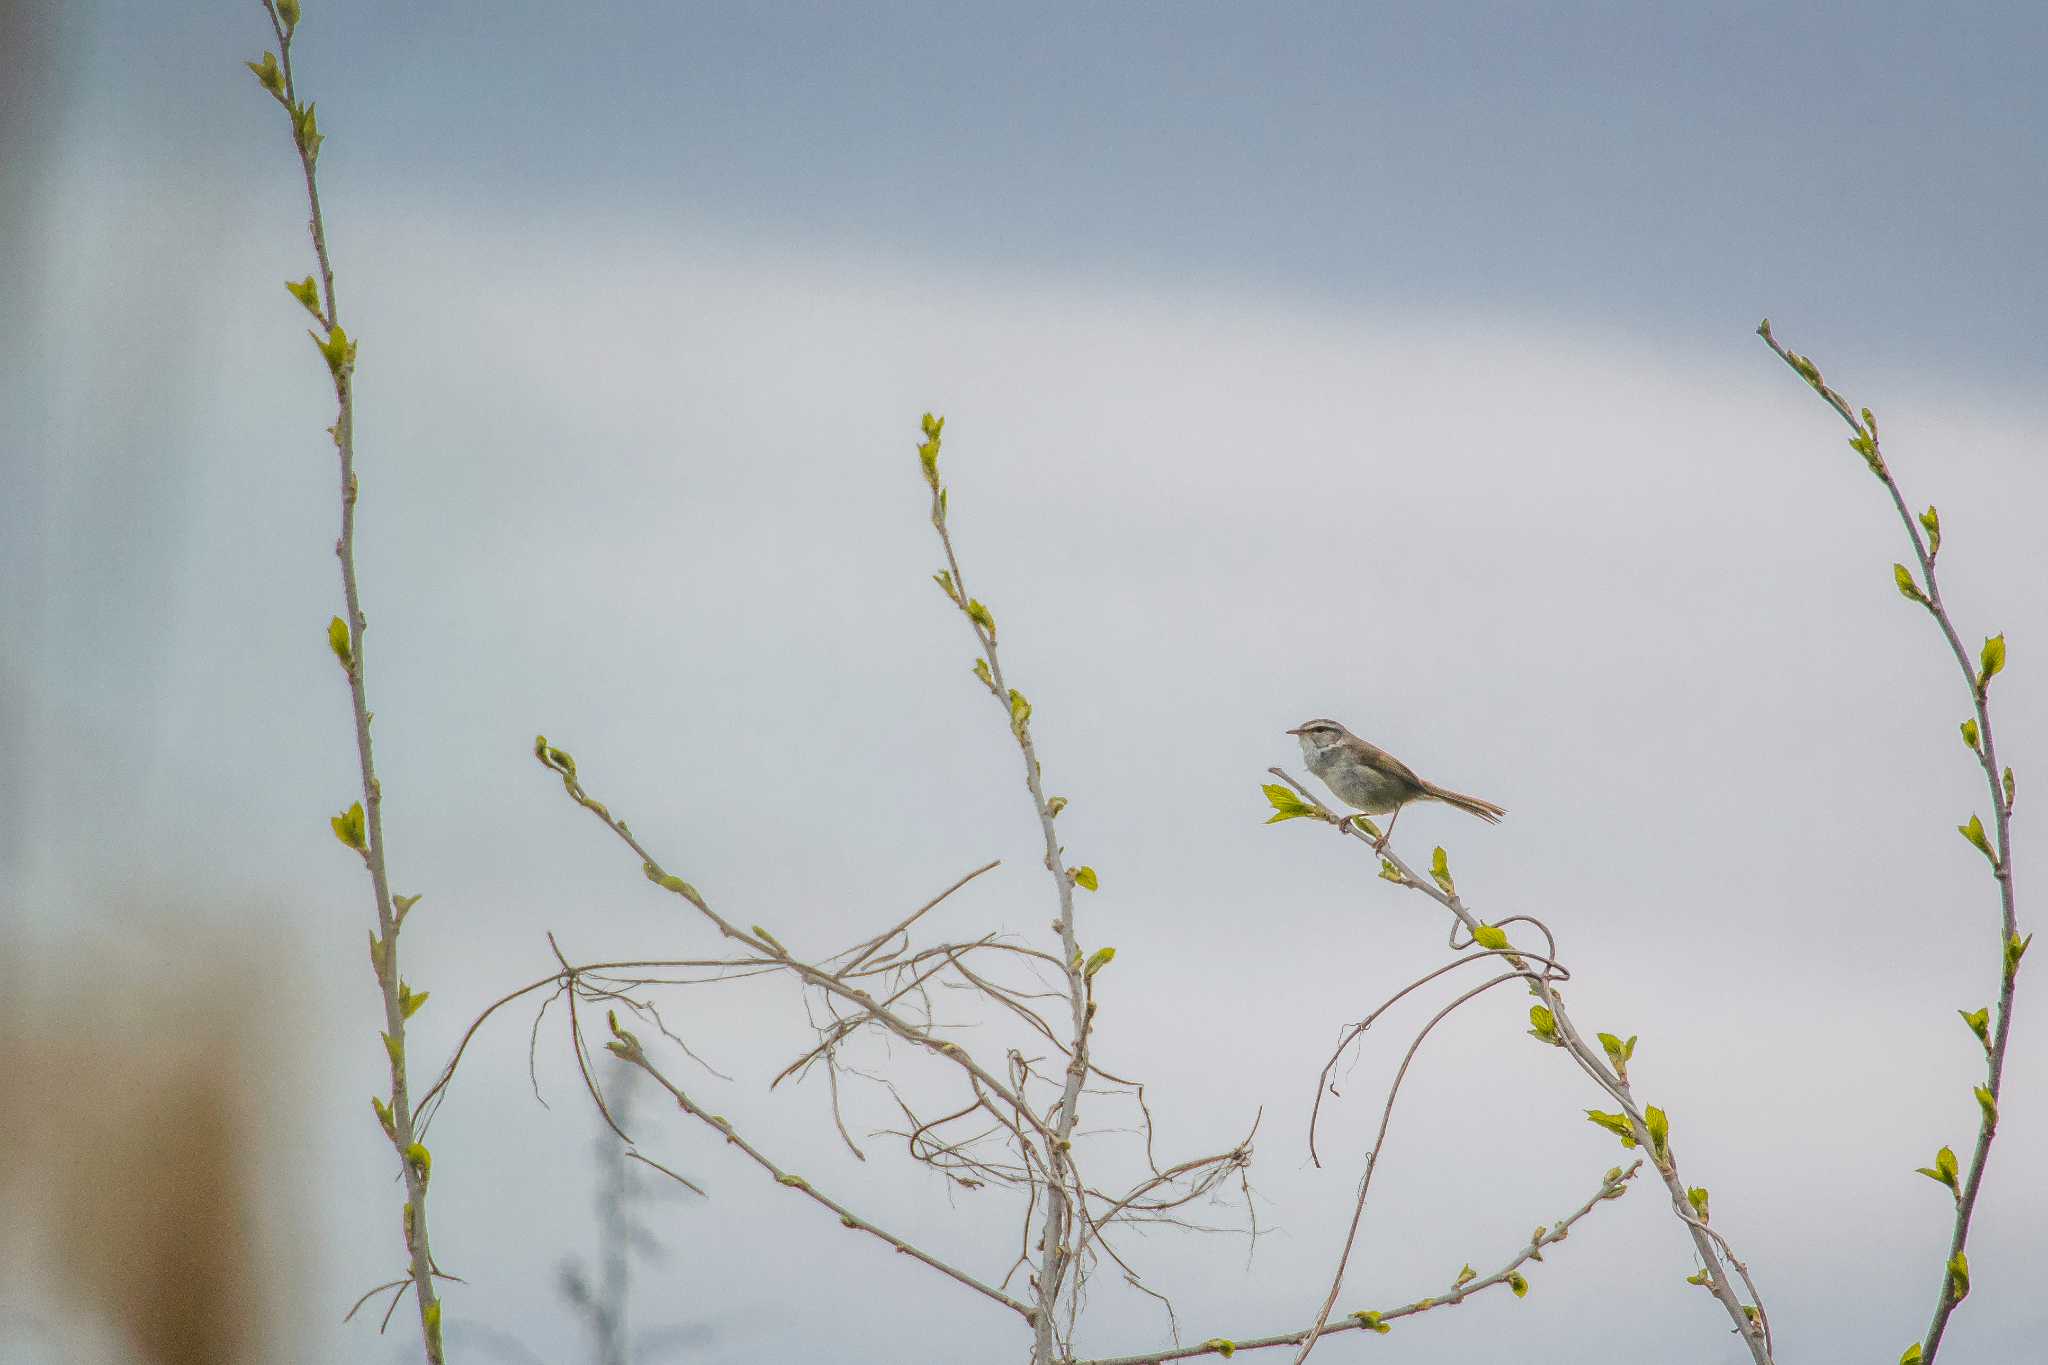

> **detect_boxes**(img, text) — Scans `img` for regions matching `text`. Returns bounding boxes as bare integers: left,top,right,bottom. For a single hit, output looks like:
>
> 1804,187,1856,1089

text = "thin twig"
607,1029,1037,1322
1290,972,1522,1362
918,416,1097,1362
1066,1162,1644,1365
833,859,1003,977
1267,766,1774,1362
1759,321,2024,1364
248,4,442,1354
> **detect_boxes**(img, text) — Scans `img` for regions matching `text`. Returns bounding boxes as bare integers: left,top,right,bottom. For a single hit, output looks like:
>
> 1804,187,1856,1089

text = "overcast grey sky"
4,4,2045,1363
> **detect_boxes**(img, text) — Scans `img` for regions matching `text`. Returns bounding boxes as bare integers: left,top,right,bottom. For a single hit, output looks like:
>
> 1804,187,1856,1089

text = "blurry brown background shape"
2,927,301,1365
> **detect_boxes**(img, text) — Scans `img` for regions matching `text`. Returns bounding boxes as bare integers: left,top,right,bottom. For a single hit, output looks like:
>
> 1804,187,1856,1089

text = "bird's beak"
1284,726,1303,736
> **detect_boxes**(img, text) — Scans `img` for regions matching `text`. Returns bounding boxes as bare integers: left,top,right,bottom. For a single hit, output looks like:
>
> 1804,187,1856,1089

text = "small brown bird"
1288,718,1505,849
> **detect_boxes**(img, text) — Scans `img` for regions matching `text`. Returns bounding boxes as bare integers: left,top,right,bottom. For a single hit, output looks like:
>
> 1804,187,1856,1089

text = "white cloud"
11,172,2046,1362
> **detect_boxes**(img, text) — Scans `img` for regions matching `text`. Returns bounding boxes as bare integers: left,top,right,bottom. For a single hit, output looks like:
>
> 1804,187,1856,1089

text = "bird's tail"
1425,784,1506,824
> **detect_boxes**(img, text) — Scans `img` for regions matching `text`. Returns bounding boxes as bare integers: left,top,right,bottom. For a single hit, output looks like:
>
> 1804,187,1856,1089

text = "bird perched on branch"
1288,718,1505,850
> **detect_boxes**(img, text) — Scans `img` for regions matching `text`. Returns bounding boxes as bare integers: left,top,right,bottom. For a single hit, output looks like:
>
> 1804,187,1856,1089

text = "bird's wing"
1354,737,1425,787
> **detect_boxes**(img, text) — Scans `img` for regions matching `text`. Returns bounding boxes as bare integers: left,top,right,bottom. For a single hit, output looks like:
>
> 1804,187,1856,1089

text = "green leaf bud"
331,800,367,851
1894,563,1927,604
1977,634,2006,692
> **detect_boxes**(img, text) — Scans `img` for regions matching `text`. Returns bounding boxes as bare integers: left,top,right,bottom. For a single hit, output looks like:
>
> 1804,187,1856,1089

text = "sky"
3,3,2045,1363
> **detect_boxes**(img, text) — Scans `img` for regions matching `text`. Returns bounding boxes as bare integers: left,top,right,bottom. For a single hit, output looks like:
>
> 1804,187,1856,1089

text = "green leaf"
331,800,367,851
2008,931,2033,980
326,615,353,669
920,412,945,440
1261,783,1319,824
405,1142,432,1181
1959,1007,1990,1048
1084,946,1116,979
1847,428,1886,476
1430,846,1455,895
245,51,284,95
932,570,960,604
1900,1345,1925,1365
1687,1186,1710,1221
393,892,421,923
312,320,354,377
1684,1270,1710,1287
1007,688,1032,734
1597,1032,1637,1075
1920,505,1941,556
1893,562,1927,604
381,1031,403,1066
1974,1085,1997,1129
965,599,995,635
1978,634,2006,691
1957,813,1996,864
1348,1311,1390,1334
1377,858,1404,882
1453,1264,1476,1288
1046,796,1068,818
400,986,430,1020
1072,865,1099,891
1915,1145,1960,1196
1471,924,1509,951
971,657,994,691
2004,767,2016,807
1644,1105,1671,1162
1961,718,1980,750
276,0,301,30
1528,1004,1558,1043
1508,1271,1529,1298
286,275,321,317
752,925,787,955
777,1173,809,1189
1584,1110,1637,1148
1204,1340,1236,1358
1948,1251,1969,1302
370,1096,394,1136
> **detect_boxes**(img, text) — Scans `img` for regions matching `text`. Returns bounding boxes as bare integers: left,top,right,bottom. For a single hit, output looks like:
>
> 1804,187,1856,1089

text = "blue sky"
26,2,2048,382
4,4,2045,1364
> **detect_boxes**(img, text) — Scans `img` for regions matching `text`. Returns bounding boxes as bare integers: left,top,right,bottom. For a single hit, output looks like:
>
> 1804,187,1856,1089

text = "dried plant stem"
1066,1161,1642,1365
608,1031,1036,1320
531,750,1060,1150
1267,768,1772,1364
248,3,441,1356
1759,322,2023,1364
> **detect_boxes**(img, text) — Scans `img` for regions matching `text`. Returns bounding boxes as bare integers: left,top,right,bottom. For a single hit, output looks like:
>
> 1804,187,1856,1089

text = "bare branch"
1067,1162,1644,1365
832,859,1003,978
606,1027,1037,1322
1266,765,1774,1362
